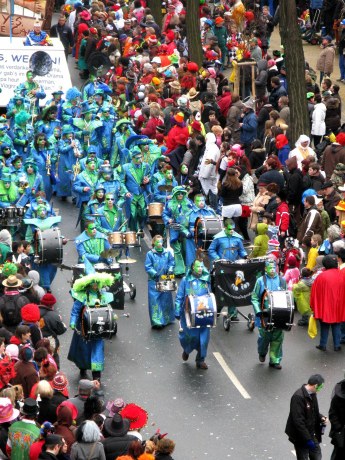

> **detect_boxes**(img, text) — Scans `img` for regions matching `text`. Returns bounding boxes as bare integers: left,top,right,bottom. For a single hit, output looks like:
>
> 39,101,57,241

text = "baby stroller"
301,9,322,45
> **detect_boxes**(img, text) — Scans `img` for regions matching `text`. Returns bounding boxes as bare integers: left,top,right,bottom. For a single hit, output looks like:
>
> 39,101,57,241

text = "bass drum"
194,216,223,250
185,293,217,328
35,227,63,264
81,305,116,340
72,263,125,310
263,290,294,331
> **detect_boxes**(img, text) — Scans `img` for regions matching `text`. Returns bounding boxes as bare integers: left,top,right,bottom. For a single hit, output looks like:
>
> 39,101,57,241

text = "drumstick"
118,219,128,231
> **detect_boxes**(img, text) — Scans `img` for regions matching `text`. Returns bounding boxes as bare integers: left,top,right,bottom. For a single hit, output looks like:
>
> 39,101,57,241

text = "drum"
195,217,223,250
81,305,117,340
124,231,138,246
4,207,16,219
148,202,164,219
72,263,125,310
34,227,63,264
185,293,217,328
16,207,25,217
108,232,123,245
263,290,294,331
156,279,177,292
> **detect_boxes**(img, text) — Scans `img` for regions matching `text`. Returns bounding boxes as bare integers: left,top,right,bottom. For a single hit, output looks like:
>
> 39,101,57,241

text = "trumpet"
46,152,51,175
27,81,39,100
72,159,81,181
71,140,82,158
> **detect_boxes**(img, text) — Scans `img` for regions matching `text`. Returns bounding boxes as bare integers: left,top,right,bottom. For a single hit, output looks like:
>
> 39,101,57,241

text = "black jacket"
285,385,324,446
285,167,304,206
329,380,345,439
50,24,74,50
102,434,137,460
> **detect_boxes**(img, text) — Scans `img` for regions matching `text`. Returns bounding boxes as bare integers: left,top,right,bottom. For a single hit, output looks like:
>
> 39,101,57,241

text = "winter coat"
269,84,287,110
325,98,341,133
311,102,326,136
275,201,289,233
218,93,232,118
286,167,304,206
220,183,243,206
329,380,345,439
323,189,341,223
285,385,324,446
293,279,312,315
255,60,268,99
302,173,325,192
226,100,243,143
297,206,323,247
70,441,106,460
311,268,345,323
102,434,138,460
259,169,286,191
239,173,255,205
251,222,269,257
199,133,220,180
321,143,345,180
249,191,270,229
316,44,335,74
12,360,39,398
240,110,258,145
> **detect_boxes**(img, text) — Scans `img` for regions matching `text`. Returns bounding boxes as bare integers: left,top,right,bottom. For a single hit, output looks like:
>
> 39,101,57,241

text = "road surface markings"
213,352,251,399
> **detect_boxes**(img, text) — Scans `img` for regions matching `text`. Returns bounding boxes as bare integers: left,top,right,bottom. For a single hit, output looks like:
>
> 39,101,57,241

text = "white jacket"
311,102,326,136
199,133,220,180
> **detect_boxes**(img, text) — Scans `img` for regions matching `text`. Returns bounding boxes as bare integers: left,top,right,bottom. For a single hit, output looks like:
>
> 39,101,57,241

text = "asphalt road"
47,35,345,460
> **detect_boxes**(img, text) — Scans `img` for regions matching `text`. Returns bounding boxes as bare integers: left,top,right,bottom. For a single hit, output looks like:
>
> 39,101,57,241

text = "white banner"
0,37,72,106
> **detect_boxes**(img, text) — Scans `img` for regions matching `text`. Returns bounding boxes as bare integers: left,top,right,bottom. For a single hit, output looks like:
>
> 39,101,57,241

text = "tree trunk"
279,0,310,145
147,0,163,28
186,0,203,66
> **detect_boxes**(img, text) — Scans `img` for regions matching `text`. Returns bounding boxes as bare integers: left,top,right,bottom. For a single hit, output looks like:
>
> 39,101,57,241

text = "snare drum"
156,279,177,292
4,207,17,219
16,207,25,217
124,231,138,246
81,305,117,340
195,216,223,250
72,263,124,310
108,232,123,245
148,202,163,219
185,293,217,328
263,290,294,331
34,227,63,264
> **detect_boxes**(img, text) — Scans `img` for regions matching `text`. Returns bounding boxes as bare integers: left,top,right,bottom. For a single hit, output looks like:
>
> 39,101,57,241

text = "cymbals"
158,185,173,192
100,249,120,258
118,257,137,264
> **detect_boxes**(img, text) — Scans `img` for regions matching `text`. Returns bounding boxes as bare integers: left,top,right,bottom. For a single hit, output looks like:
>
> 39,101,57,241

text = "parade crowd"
1,0,345,459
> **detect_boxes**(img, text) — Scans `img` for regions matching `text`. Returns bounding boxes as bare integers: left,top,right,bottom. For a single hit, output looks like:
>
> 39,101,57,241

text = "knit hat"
287,255,297,267
5,344,19,361
52,372,68,392
21,303,40,323
191,121,202,132
19,346,33,362
174,112,184,123
40,293,57,308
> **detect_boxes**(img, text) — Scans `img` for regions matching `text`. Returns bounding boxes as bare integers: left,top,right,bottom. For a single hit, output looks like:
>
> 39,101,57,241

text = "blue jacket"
208,230,247,264
240,110,258,145
153,177,178,203
145,249,175,281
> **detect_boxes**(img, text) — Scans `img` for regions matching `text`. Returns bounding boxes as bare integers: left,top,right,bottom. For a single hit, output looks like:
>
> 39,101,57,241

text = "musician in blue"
62,87,82,123
75,220,111,274
188,194,216,261
56,125,81,200
31,133,55,201
96,165,127,206
175,259,212,370
251,259,287,370
153,165,178,203
208,219,247,321
12,111,34,160
145,235,175,329
44,90,65,120
16,159,44,207
96,192,126,234
68,272,115,381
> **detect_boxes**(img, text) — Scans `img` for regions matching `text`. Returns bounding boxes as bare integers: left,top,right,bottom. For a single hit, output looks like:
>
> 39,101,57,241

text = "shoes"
196,361,208,369
79,369,88,379
269,363,282,369
316,345,326,351
182,351,189,361
298,319,308,326
259,354,266,363
334,346,342,352
231,316,240,322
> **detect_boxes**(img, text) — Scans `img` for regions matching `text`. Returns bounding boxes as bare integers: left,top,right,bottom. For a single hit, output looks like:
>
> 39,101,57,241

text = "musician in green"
75,220,111,274
251,259,287,370
15,70,46,114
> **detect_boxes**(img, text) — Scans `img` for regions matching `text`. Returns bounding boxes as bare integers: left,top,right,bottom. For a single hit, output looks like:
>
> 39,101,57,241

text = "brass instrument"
72,159,81,181
46,152,51,176
55,153,60,180
26,81,39,100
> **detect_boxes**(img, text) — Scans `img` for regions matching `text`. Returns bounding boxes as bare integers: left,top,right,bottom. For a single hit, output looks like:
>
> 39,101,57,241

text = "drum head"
35,227,63,264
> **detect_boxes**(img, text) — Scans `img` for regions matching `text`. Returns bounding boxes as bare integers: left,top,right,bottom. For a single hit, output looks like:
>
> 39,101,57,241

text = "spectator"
269,76,287,110
316,36,335,83
71,420,105,460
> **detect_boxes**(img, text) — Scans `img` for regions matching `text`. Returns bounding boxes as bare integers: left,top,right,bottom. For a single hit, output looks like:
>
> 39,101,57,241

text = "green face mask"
193,260,204,276
181,165,188,174
154,238,163,251
87,224,96,235
165,171,173,180
265,264,276,277
316,383,324,392
195,196,205,208
225,225,234,236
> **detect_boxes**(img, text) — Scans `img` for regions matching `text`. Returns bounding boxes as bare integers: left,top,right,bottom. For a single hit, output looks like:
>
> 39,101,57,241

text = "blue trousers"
339,54,345,80
319,321,341,348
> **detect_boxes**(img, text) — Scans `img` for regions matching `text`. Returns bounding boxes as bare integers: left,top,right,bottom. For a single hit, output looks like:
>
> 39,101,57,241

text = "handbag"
308,315,318,339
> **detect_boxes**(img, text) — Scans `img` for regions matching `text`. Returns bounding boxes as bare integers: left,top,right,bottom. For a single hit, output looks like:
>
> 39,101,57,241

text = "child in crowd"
293,267,314,326
284,255,300,290
281,237,302,274
315,197,330,240
306,234,322,271
250,223,269,258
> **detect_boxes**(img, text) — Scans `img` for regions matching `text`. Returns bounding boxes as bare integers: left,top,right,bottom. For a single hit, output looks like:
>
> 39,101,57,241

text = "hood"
0,229,12,246
205,132,216,144
275,134,289,149
295,134,310,148
257,59,268,72
257,223,268,235
28,270,40,286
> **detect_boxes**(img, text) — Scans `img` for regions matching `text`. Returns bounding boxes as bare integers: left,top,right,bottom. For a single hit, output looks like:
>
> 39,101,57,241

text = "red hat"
52,372,68,392
191,121,202,132
187,62,199,73
165,30,175,42
245,11,255,22
275,134,288,149
21,303,40,323
57,401,78,421
89,27,98,35
148,34,158,45
215,17,224,25
336,132,345,146
164,98,174,105
120,403,148,430
287,255,297,267
40,293,57,308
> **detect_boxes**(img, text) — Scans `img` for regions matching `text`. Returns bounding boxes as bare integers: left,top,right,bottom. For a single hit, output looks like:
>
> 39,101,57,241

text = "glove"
70,323,75,330
175,316,180,320
106,258,113,265
306,440,316,450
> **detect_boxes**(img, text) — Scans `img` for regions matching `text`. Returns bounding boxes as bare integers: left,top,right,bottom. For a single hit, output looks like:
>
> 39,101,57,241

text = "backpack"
287,213,298,238
0,295,24,326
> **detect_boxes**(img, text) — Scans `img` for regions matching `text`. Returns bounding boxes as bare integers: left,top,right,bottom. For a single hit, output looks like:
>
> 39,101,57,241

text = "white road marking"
213,352,251,399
